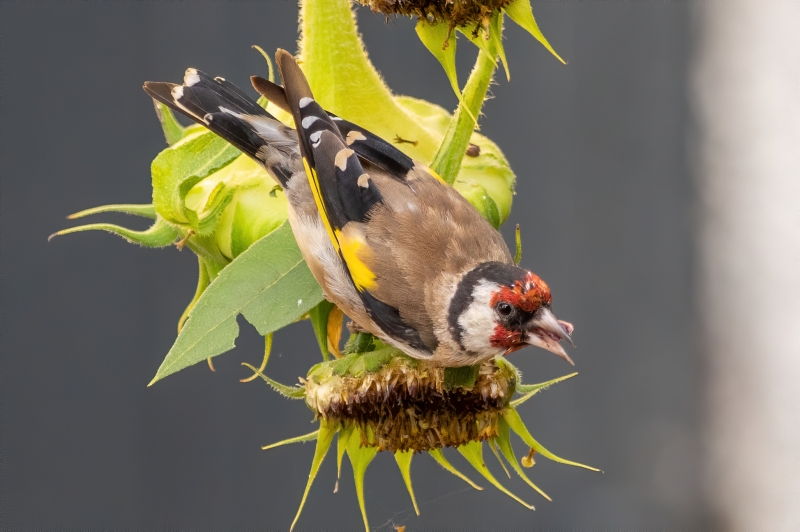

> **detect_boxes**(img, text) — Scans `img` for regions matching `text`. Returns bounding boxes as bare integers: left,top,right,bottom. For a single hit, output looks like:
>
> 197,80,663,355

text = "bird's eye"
496,302,513,316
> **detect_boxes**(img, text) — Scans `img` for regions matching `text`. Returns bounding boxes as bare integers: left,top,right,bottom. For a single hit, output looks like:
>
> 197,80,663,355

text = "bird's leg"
346,320,368,334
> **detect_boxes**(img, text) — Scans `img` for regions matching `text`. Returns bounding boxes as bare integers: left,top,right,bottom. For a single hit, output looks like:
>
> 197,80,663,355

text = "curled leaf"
239,333,274,383
178,256,211,333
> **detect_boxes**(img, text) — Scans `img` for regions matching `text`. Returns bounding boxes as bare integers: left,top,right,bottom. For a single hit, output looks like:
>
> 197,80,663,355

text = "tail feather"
143,69,298,186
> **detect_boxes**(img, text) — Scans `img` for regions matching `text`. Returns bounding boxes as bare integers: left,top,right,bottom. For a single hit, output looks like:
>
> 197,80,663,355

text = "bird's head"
448,262,575,365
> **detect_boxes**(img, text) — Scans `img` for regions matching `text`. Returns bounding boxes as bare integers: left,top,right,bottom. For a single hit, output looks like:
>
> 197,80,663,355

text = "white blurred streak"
693,1,800,528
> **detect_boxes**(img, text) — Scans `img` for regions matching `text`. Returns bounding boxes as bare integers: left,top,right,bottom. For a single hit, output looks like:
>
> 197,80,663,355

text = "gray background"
0,1,702,530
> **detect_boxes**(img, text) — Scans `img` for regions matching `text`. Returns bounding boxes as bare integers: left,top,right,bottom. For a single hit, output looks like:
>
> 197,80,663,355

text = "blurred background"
1,1,797,530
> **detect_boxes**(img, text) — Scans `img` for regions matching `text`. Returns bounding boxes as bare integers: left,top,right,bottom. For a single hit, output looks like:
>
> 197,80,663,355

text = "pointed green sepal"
337,423,355,479
252,45,276,108
491,13,510,81
395,450,420,516
416,21,463,104
514,224,522,265
49,216,178,248
512,372,579,407
153,100,186,145
241,363,305,399
290,421,336,531
261,430,319,451
67,203,157,220
428,448,483,491
488,438,511,478
239,333,274,383
502,408,600,472
495,418,552,501
505,0,566,64
346,429,378,532
457,440,534,509
178,256,212,333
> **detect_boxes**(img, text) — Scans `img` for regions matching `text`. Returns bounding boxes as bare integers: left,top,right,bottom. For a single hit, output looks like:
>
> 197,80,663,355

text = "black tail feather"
143,69,297,186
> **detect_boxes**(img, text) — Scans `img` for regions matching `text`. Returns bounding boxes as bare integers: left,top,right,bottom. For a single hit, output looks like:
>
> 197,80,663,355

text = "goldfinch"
144,49,575,368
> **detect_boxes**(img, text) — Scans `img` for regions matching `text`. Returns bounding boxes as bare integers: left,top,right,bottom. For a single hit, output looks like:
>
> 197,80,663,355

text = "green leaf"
152,100,186,145
290,421,336,531
444,365,480,390
395,450,420,516
505,0,566,64
457,440,534,510
495,418,551,501
346,429,378,532
512,372,578,407
241,363,305,399
148,222,324,385
309,300,335,360
49,216,178,248
151,130,240,224
514,224,522,265
416,20,463,103
261,430,319,451
67,203,157,220
502,408,600,471
428,448,483,491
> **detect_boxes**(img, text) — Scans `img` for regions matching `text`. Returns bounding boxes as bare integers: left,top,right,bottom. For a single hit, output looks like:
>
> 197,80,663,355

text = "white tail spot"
184,69,200,86
301,115,320,129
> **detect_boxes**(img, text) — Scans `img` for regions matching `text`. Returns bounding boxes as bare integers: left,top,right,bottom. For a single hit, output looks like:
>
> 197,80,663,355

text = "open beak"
524,306,576,366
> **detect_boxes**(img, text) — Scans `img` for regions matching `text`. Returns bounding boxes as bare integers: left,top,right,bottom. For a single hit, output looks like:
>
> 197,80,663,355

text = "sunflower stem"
431,50,497,184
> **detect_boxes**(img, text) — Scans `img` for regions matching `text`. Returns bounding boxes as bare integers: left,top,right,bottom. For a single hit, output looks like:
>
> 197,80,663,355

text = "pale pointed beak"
524,307,576,366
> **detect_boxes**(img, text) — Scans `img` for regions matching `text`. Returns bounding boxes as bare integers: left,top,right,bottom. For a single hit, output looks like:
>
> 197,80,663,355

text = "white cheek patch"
457,280,502,354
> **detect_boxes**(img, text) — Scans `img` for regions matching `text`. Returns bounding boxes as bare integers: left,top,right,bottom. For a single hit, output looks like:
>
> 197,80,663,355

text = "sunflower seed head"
304,355,516,453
